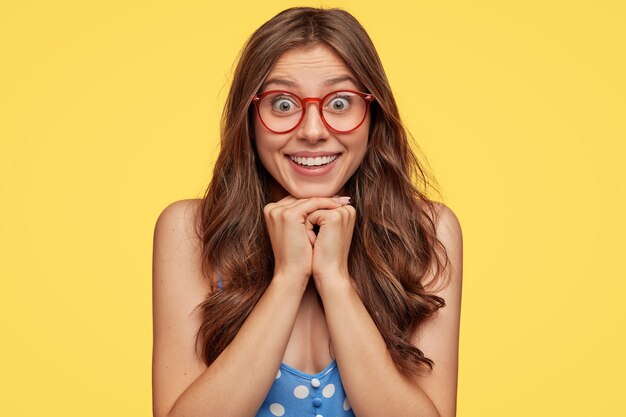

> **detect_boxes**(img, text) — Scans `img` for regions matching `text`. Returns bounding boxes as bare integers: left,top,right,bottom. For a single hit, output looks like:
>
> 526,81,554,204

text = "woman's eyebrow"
323,75,359,87
260,78,298,91
260,75,359,91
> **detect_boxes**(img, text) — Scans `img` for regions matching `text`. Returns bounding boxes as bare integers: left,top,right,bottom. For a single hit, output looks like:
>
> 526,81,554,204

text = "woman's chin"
271,178,345,200
287,186,343,199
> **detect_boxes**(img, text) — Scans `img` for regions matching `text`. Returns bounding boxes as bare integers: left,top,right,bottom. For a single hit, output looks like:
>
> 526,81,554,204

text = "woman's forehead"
261,45,363,92
259,74,361,93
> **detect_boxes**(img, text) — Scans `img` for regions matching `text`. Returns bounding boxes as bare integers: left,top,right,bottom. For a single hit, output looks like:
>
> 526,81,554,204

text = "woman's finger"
283,197,350,220
273,195,298,207
263,195,298,218
307,228,317,246
307,207,345,227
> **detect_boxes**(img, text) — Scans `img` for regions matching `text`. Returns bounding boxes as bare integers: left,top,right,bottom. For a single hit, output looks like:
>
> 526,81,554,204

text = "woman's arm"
152,200,308,417
316,202,463,417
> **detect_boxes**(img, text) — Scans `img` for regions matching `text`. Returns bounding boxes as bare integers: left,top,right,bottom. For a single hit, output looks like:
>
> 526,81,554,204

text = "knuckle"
279,209,296,221
271,209,284,220
327,211,342,222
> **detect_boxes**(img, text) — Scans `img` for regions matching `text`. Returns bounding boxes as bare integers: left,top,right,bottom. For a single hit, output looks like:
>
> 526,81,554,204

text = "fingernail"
333,196,351,204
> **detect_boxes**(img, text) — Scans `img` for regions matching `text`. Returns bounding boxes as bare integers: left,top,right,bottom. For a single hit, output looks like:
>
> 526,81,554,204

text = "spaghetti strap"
217,270,223,290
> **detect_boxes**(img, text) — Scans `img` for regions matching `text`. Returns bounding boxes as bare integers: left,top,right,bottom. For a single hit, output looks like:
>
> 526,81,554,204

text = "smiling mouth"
287,154,341,167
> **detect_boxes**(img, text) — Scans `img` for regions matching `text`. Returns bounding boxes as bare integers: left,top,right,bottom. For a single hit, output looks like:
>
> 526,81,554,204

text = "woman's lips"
285,154,341,176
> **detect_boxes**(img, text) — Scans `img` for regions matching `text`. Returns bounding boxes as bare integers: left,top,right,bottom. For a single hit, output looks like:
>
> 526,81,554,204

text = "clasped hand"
263,195,356,288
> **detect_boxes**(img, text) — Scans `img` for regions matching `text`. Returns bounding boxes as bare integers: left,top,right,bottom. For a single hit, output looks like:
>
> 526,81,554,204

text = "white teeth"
290,154,338,167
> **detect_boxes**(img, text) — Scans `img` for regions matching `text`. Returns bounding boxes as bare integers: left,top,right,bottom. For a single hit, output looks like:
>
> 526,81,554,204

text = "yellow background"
1,1,624,416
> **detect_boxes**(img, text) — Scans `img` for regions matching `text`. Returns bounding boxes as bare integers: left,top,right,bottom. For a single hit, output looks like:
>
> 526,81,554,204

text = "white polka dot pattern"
258,361,355,417
293,385,309,399
269,403,285,416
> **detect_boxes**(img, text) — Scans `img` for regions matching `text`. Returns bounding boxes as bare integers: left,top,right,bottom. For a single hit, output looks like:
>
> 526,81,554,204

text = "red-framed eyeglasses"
251,89,375,134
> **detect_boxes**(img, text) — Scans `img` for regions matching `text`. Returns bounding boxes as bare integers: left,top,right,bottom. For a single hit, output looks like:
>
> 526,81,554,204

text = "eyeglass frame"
251,89,376,134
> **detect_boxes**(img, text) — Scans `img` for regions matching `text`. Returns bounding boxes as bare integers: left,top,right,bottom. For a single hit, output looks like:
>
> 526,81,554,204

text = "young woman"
152,7,463,417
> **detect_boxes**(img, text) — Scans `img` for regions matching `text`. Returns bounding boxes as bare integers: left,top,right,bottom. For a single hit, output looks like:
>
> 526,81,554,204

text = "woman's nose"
296,102,329,141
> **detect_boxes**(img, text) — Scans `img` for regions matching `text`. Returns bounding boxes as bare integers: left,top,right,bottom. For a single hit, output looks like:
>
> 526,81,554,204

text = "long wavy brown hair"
193,6,451,377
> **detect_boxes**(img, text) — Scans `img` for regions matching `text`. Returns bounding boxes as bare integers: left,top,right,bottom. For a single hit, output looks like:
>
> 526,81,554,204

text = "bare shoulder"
152,198,211,417
417,199,463,315
152,198,210,296
154,198,204,245
431,201,463,257
410,200,463,417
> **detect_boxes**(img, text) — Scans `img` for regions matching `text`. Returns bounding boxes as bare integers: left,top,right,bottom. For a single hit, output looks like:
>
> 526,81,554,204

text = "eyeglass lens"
257,91,367,132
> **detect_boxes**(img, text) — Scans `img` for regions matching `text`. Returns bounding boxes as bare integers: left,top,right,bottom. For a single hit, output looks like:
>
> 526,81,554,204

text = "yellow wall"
1,1,624,416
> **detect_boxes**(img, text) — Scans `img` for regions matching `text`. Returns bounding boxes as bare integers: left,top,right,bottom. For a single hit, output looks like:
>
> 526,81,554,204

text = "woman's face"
253,43,371,200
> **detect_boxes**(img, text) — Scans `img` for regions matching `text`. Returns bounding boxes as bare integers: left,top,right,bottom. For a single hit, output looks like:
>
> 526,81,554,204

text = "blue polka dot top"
217,272,356,417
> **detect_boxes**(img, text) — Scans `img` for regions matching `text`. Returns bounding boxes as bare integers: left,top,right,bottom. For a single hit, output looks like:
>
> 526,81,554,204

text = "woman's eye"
271,96,298,112
327,95,352,111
